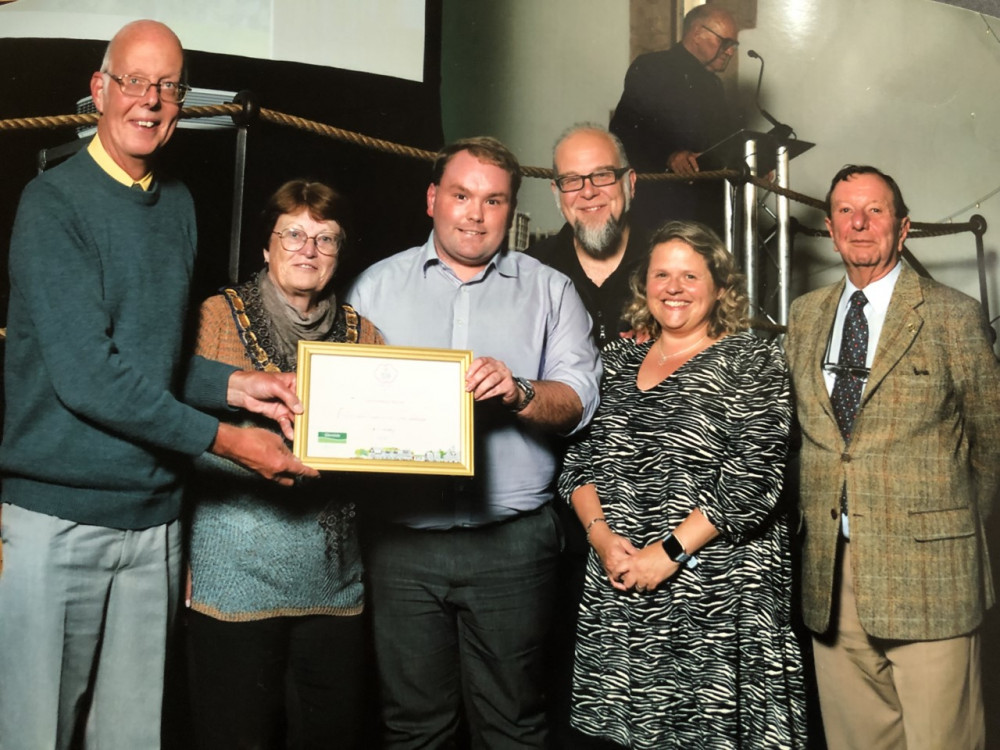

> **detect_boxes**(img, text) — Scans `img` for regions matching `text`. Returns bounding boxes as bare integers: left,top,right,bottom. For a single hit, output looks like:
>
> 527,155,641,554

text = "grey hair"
551,122,630,174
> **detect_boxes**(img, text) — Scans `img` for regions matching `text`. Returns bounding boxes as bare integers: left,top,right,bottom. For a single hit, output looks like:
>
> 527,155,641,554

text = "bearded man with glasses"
529,124,645,351
610,4,740,236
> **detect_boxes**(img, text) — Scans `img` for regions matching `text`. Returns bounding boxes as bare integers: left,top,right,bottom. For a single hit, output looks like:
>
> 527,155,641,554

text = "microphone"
747,49,793,140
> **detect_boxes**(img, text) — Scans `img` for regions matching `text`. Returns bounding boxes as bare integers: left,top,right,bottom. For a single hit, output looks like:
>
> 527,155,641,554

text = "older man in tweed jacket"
785,165,1000,750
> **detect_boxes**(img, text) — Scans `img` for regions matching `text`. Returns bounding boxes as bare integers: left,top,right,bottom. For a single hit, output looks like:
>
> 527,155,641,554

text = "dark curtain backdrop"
0,9,442,743
0,0,444,317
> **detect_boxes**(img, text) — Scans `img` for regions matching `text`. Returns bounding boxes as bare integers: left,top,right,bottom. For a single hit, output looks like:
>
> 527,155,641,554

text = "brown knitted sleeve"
358,316,385,346
195,295,253,371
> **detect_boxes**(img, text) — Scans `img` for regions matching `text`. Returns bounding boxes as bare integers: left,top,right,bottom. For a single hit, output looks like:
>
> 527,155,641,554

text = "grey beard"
574,215,625,259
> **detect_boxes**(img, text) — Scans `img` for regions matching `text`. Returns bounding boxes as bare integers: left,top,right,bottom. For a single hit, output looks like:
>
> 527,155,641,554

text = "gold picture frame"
293,341,474,475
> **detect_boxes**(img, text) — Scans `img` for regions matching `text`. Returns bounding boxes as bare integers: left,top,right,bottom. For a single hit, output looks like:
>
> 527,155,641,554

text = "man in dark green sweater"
0,20,318,749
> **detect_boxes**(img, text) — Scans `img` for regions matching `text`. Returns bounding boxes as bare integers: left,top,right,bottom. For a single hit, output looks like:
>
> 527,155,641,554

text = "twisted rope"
1,104,994,332
0,106,985,239
257,106,439,162
0,112,99,131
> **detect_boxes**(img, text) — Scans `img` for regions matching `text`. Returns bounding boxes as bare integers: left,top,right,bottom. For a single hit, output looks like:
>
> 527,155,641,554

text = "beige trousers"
811,543,984,750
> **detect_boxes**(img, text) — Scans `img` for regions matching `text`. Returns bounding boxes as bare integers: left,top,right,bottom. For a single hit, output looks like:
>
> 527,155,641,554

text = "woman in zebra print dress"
559,221,808,749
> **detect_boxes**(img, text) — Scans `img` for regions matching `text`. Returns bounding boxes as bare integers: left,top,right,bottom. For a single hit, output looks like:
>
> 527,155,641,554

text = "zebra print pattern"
559,332,808,749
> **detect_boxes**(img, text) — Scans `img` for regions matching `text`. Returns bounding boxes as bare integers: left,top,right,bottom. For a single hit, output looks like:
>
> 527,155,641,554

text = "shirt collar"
842,260,902,316
87,133,154,190
491,246,518,277
419,231,512,280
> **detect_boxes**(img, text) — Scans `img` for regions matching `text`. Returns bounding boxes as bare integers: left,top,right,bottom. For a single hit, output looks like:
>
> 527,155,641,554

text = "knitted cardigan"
187,275,382,620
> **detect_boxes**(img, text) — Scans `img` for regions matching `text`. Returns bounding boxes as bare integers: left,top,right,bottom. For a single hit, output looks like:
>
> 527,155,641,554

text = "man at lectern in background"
347,136,600,748
785,164,1000,749
610,4,740,235
0,19,316,749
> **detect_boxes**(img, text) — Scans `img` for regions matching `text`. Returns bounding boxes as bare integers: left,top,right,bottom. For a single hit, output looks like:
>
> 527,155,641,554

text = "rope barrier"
0,112,99,131
256,106,440,163
0,104,990,319
0,105,983,231
0,106,910,212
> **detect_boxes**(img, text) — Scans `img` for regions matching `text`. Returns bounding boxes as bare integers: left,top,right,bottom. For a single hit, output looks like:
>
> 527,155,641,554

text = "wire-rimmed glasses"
105,73,190,104
272,228,341,257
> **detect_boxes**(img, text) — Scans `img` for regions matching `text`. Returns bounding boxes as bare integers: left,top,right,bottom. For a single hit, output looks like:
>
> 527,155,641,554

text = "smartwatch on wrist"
512,377,535,412
662,533,692,565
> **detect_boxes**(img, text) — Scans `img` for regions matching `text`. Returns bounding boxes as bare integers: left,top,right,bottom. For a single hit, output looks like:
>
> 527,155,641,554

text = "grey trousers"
0,502,181,750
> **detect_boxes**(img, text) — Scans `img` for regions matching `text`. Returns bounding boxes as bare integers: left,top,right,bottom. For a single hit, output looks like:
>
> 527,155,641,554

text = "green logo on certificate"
317,431,347,444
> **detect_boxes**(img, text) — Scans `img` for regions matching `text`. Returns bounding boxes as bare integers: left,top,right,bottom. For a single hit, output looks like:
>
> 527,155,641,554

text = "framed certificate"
293,341,474,475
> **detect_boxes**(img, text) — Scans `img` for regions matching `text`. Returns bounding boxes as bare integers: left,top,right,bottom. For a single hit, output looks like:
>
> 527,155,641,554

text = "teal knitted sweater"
187,282,365,620
1,148,232,529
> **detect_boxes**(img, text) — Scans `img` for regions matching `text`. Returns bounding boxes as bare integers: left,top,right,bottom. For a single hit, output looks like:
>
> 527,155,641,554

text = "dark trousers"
186,610,366,750
367,506,561,750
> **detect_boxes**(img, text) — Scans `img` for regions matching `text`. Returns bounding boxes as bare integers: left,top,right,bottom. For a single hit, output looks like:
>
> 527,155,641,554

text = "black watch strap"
662,533,692,564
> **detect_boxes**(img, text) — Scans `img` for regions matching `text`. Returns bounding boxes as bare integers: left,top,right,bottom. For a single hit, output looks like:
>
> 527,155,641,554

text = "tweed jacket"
786,263,1000,640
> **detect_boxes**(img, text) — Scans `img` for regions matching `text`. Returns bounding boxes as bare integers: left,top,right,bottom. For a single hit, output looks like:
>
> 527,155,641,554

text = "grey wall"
440,0,629,244
744,0,1000,316
440,3,1000,738
440,0,1000,334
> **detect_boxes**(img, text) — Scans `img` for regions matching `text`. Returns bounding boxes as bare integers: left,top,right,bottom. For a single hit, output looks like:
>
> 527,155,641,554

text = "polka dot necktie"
831,290,869,443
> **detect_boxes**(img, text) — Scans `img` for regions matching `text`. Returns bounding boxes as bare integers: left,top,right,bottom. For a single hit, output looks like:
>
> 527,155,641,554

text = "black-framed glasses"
700,25,739,52
554,167,631,193
105,73,190,104
272,228,341,257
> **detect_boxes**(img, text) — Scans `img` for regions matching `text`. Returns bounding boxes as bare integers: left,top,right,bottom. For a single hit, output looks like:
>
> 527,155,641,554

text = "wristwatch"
512,376,536,412
662,533,692,565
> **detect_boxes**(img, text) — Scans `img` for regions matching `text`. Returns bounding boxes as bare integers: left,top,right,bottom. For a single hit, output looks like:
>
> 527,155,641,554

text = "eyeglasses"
822,361,870,380
105,73,190,104
822,315,869,380
554,167,631,193
272,228,341,256
700,25,739,52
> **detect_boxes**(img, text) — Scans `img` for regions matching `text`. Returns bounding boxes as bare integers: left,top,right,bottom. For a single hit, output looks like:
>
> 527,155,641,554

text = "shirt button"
830,509,838,520
841,453,851,463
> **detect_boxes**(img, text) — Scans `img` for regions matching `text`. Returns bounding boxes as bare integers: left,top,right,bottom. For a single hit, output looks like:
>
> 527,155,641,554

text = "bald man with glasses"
610,4,740,235
0,20,315,749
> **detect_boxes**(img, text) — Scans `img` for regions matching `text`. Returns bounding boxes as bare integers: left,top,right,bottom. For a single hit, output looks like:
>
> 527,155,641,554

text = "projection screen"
0,0,426,82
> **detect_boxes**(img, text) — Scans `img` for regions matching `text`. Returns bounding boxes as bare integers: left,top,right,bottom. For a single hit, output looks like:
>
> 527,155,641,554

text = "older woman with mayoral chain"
559,221,807,749
185,180,382,750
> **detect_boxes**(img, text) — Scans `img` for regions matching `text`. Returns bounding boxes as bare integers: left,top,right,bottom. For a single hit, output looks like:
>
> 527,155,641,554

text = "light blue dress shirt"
824,260,902,537
346,233,602,529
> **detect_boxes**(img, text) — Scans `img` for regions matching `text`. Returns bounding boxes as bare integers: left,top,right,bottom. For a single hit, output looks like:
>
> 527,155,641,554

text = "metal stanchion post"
228,91,260,284
776,143,790,328
724,178,735,253
742,137,758,316
228,126,248,284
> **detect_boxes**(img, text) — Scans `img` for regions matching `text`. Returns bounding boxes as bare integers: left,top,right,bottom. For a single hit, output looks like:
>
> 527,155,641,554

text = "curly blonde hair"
623,221,749,339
